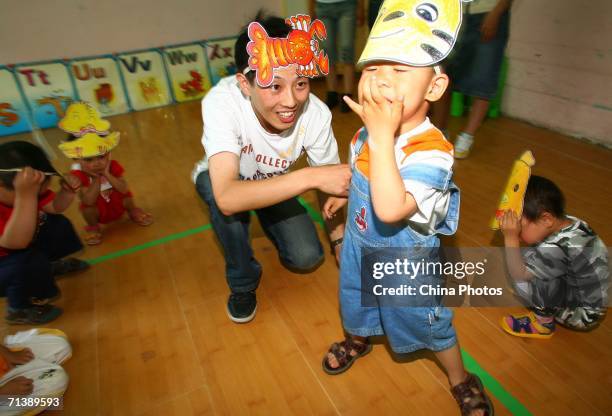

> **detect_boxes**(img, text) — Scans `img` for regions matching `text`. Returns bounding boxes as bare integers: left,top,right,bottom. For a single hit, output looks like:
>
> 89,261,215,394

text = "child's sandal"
451,373,494,416
128,207,153,226
84,225,102,246
500,312,555,339
322,336,372,375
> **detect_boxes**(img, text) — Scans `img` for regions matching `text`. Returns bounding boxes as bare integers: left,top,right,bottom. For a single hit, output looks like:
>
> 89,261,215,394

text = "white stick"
0,168,55,176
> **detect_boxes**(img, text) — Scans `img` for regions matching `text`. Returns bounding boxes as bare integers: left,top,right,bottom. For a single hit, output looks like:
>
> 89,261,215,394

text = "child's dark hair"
234,11,291,84
523,175,565,221
0,172,17,190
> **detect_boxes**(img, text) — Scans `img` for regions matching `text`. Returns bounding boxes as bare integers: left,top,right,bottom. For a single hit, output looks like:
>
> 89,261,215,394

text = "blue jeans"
0,214,82,309
316,0,357,64
195,171,324,293
445,12,510,100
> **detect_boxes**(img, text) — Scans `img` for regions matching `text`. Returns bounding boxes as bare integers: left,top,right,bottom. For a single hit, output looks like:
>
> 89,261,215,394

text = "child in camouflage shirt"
499,175,608,338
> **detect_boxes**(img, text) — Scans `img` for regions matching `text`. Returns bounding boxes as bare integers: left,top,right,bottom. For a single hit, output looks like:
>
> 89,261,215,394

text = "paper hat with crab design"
58,102,120,159
359,0,472,68
245,14,329,87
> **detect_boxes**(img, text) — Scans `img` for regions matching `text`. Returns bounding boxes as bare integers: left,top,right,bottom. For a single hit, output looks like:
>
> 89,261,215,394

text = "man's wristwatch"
330,237,343,253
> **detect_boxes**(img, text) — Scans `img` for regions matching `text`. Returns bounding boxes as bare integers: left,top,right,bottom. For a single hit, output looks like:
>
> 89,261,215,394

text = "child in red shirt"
58,102,153,245
0,141,87,325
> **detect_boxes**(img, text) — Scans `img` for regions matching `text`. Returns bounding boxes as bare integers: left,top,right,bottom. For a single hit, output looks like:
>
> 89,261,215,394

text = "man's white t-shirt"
192,76,340,182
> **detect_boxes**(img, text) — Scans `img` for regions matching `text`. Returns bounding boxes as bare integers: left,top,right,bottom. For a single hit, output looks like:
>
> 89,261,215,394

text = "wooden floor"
1,81,611,415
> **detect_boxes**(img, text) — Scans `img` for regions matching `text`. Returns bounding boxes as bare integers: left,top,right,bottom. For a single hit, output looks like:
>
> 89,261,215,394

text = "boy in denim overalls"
321,1,493,415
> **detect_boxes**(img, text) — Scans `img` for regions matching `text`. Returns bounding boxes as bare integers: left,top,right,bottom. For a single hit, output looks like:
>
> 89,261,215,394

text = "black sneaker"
325,91,339,109
6,305,63,325
31,293,61,306
227,291,257,323
51,257,90,276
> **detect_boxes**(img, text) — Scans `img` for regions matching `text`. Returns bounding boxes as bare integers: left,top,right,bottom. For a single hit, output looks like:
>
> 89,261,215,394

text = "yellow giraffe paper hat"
358,0,471,68
58,102,119,159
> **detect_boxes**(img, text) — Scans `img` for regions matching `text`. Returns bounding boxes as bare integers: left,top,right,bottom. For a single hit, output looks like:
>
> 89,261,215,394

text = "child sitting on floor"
57,102,153,245
0,141,88,325
499,175,609,337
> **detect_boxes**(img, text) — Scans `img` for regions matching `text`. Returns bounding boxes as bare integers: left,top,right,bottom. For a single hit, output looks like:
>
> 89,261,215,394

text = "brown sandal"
451,373,494,416
322,336,372,375
128,207,153,226
84,224,102,246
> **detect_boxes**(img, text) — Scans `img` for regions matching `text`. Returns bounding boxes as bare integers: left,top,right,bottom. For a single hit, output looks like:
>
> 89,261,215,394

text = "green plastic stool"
450,57,508,118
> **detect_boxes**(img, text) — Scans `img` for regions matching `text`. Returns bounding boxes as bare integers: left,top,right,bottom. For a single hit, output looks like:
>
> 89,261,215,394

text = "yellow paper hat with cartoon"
58,102,119,159
358,0,471,67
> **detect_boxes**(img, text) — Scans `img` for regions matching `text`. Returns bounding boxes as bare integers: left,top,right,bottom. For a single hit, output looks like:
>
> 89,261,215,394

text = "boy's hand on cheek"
344,76,403,145
102,159,112,177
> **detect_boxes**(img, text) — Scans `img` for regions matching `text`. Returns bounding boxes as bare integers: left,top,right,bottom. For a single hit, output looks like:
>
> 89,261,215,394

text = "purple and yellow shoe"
501,312,555,339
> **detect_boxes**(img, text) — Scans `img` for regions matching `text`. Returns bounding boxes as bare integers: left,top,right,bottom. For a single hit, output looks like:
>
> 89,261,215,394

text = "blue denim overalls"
339,128,461,353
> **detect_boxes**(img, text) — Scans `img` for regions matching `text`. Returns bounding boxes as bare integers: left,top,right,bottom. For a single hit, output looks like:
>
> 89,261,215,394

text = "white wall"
503,0,612,147
285,0,309,16
0,0,282,64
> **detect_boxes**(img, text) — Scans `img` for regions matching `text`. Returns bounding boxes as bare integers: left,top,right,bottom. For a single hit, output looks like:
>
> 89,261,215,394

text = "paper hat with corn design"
358,0,471,68
58,102,119,159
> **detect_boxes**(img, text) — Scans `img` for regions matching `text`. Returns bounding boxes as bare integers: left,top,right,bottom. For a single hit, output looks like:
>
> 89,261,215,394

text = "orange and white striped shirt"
349,118,455,234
